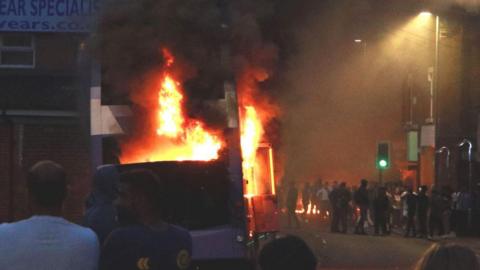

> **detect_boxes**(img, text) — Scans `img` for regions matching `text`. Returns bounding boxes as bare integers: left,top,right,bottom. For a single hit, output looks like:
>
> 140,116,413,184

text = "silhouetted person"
286,181,300,229
354,179,369,235
403,187,417,237
455,187,472,236
0,160,99,270
101,169,192,270
331,182,351,233
472,184,480,236
259,235,317,270
373,187,390,235
415,243,480,270
84,165,120,245
429,188,446,238
329,184,339,232
417,185,429,238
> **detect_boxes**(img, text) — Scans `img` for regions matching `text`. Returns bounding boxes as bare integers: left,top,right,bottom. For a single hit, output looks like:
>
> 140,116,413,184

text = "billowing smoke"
95,0,224,105
93,0,312,155
94,0,297,121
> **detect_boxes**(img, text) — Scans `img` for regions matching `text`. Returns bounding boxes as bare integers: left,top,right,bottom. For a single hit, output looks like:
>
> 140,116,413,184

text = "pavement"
277,215,480,270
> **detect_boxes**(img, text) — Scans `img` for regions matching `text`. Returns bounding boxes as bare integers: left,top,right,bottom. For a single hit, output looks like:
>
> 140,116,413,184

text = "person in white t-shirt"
316,184,330,217
0,160,99,270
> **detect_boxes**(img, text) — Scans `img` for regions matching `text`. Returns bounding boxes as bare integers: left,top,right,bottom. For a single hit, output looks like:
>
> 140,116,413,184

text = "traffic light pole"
378,168,383,185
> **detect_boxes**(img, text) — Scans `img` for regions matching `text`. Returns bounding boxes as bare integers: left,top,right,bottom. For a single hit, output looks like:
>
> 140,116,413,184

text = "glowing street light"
419,11,433,17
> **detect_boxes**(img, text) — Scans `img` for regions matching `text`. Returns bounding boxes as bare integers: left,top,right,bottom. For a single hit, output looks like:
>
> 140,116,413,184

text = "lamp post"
420,11,441,187
420,12,440,125
433,14,440,186
434,15,440,127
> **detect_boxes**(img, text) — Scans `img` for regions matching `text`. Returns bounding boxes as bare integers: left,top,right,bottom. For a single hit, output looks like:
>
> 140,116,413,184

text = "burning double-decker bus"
95,49,278,267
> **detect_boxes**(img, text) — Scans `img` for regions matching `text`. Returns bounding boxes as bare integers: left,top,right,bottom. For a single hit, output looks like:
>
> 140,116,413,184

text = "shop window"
0,34,35,68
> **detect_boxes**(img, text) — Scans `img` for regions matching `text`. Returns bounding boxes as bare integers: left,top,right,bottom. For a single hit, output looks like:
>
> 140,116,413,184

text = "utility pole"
379,168,384,186
433,15,440,185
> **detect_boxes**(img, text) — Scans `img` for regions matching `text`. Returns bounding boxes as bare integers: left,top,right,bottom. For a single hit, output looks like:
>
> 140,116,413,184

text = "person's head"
116,169,165,226
407,186,413,193
340,182,346,189
93,165,119,201
259,235,317,270
360,179,368,187
415,243,480,270
419,185,428,194
27,160,67,214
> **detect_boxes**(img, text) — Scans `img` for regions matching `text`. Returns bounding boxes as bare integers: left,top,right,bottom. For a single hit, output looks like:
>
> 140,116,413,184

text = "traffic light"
376,142,390,169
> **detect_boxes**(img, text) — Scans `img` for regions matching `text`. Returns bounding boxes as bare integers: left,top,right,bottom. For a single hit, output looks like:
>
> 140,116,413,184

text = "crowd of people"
282,178,480,239
1,160,479,270
0,160,192,270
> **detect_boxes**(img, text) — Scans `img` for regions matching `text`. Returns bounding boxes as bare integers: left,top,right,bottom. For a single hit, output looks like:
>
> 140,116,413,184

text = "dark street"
279,215,480,269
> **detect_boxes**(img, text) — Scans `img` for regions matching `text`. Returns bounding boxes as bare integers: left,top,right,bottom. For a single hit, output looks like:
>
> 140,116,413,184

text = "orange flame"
156,75,184,138
120,50,223,163
241,106,264,195
120,49,277,199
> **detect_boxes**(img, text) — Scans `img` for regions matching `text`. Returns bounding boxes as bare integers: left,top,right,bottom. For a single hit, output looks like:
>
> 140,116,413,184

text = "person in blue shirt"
100,169,192,270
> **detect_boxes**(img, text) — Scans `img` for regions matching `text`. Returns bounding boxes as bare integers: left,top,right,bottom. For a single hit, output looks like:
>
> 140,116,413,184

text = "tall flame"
156,75,184,138
120,50,223,163
240,105,264,195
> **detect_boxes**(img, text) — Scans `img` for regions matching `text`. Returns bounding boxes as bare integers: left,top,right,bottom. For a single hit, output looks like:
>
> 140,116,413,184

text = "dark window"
0,34,35,68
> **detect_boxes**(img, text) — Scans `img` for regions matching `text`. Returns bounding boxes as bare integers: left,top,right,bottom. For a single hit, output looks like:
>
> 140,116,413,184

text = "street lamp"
436,146,451,185
458,139,473,191
435,146,451,168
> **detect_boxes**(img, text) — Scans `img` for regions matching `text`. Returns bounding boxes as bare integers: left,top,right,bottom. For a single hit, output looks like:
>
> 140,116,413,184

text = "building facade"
0,1,97,222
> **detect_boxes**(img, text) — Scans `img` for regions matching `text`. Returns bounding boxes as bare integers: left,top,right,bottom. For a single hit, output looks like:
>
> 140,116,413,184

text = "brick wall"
3,120,91,223
0,125,12,222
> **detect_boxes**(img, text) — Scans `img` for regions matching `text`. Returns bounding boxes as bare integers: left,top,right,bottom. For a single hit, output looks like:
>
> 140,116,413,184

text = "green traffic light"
379,159,388,168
